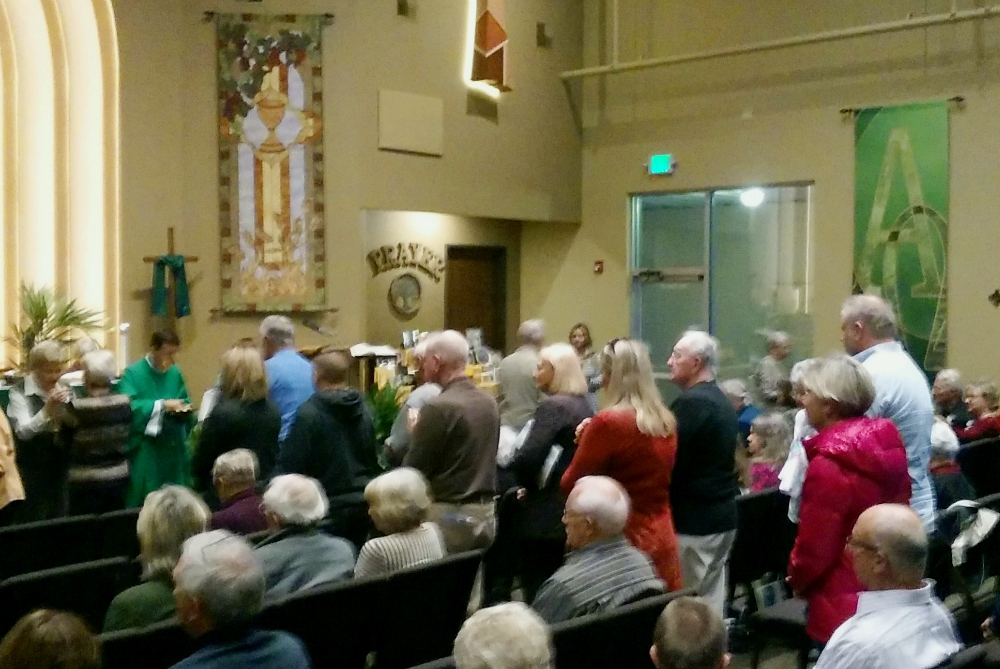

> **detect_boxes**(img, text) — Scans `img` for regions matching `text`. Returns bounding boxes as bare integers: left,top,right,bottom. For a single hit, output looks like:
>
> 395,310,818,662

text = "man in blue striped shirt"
532,476,663,624
841,295,936,530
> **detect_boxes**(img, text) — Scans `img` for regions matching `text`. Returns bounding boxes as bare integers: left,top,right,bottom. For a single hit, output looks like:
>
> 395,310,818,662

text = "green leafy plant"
7,283,105,370
367,383,401,471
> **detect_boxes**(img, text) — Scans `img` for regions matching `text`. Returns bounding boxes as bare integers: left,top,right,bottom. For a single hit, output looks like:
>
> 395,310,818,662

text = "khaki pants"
677,530,737,616
428,501,497,554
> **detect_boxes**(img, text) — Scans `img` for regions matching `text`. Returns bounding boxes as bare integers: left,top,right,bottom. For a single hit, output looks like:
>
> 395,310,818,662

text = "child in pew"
744,412,791,492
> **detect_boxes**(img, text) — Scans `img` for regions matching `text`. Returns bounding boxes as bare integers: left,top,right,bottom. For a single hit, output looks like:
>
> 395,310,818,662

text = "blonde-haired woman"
192,345,281,493
103,485,209,631
355,467,444,579
509,343,594,600
562,338,682,590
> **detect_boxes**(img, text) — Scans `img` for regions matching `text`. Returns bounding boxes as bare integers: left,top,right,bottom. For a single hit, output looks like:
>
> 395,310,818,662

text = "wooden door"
444,245,507,352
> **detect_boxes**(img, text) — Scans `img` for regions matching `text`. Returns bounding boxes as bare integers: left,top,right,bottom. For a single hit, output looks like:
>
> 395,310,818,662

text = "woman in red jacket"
788,354,911,645
561,338,683,591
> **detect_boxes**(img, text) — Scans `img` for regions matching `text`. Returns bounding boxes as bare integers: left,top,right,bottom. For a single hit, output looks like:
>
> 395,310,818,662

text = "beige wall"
113,0,582,396
363,210,522,350
542,0,1000,378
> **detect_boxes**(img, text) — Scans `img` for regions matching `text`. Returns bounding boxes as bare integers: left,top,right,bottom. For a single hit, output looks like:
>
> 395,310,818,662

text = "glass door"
630,192,710,404
631,185,813,402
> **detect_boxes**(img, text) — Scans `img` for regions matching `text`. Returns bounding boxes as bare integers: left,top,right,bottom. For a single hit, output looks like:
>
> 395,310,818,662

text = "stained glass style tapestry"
216,14,326,313
854,102,949,373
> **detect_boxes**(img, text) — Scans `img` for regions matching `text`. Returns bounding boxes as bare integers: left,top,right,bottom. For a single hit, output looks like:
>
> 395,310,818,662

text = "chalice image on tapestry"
216,14,327,312
853,103,949,373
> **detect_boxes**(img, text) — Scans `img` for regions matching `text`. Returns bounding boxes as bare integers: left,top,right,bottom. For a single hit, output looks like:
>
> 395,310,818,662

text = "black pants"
519,537,566,603
68,479,129,516
325,498,372,550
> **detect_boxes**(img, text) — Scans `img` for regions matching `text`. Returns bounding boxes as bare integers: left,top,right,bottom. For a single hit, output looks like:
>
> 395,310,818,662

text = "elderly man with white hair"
404,330,500,553
384,337,442,466
454,602,553,669
666,330,740,615
497,319,546,431
531,476,663,624
170,530,311,669
254,474,355,597
814,504,961,669
840,295,936,529
932,368,971,429
259,315,315,443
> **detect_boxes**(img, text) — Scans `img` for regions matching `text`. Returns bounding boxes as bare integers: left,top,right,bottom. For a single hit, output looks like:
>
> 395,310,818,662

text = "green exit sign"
648,154,675,176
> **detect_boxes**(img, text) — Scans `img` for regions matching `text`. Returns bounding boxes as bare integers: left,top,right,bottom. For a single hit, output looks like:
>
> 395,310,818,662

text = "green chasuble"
119,356,193,507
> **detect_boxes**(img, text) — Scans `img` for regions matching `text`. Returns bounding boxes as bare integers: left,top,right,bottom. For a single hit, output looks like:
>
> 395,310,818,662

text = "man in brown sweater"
404,330,500,553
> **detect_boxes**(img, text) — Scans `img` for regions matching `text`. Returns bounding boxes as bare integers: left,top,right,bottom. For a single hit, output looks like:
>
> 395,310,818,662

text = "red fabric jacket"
954,414,1000,444
787,416,910,643
562,408,683,591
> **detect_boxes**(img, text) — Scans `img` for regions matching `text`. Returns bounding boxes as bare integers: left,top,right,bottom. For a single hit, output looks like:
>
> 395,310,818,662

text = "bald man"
404,330,500,553
532,476,663,624
815,504,960,669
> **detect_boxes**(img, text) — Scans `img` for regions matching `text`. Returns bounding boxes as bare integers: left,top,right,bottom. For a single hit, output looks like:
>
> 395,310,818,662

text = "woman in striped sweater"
355,467,445,578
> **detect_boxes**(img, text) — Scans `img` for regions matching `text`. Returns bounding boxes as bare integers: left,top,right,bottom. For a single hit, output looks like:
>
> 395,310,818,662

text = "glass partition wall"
631,185,813,403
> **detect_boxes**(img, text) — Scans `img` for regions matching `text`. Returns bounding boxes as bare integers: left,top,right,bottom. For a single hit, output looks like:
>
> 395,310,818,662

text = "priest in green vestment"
119,330,194,507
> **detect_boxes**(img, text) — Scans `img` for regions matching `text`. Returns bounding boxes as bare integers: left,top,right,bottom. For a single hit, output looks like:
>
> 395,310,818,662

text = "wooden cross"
142,227,199,320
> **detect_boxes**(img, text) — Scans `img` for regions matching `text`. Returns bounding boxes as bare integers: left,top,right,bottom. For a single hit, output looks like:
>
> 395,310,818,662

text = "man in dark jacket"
276,350,377,547
667,330,740,616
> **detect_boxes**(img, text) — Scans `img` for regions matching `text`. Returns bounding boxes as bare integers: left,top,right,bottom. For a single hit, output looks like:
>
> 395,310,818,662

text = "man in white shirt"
815,504,961,669
841,295,936,530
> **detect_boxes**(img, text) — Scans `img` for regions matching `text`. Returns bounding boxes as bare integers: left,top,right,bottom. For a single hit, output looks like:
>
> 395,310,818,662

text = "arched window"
0,0,120,361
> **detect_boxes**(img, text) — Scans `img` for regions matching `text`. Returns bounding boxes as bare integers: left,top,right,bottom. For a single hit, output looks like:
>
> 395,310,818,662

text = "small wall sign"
367,243,446,283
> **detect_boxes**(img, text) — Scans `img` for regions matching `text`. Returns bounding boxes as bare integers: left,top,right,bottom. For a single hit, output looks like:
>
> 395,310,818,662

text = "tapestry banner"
216,14,326,313
854,102,949,373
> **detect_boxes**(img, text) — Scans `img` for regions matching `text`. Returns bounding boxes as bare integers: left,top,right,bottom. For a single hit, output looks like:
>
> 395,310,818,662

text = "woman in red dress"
561,338,683,591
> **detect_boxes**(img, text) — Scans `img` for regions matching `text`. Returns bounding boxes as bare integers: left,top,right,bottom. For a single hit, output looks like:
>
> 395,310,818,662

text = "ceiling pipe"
562,4,1000,81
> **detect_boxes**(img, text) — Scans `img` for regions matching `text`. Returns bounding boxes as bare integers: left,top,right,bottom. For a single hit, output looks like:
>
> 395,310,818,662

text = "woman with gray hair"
7,340,73,521
954,379,1000,444
103,485,209,631
60,349,133,514
355,467,444,579
787,354,911,645
508,342,594,600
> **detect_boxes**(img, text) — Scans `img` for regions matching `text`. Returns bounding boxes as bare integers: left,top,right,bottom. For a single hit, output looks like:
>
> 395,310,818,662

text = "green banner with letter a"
854,102,949,374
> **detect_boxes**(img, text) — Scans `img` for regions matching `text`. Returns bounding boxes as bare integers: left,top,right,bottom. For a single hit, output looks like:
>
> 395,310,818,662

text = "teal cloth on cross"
151,255,191,317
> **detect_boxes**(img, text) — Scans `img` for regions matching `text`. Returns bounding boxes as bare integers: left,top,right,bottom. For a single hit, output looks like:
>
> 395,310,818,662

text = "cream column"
54,0,107,333
3,0,57,290
0,1,13,349
93,0,121,358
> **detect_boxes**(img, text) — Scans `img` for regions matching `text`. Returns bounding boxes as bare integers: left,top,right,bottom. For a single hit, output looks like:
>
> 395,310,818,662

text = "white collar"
24,374,47,398
855,581,934,615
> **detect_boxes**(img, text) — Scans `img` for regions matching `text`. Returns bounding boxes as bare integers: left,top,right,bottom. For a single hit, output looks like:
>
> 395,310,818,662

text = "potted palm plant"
6,283,105,373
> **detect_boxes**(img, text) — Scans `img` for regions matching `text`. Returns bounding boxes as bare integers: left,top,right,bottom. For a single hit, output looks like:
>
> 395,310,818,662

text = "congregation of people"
2,294,999,668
